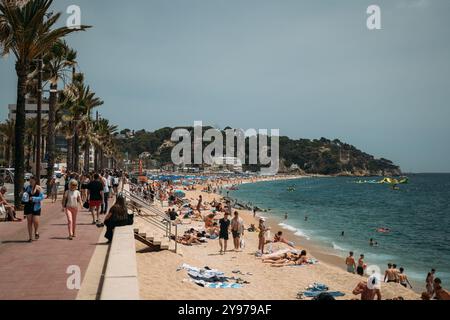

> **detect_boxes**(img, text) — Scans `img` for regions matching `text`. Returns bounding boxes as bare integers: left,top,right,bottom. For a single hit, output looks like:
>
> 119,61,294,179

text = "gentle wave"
278,222,311,240
332,242,347,251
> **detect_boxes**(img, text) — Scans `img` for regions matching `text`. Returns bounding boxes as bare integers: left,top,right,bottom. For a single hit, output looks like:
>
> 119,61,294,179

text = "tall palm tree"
43,39,77,191
0,0,89,207
0,119,15,167
94,119,118,170
58,74,103,173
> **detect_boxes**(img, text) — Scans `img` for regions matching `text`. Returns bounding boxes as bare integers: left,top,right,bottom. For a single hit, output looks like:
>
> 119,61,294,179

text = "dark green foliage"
115,127,401,176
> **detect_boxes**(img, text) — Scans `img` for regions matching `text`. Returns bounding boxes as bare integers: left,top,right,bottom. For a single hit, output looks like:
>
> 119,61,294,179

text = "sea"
228,173,450,289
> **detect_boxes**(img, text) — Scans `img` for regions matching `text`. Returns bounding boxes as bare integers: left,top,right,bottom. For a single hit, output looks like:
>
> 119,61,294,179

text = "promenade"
0,200,105,300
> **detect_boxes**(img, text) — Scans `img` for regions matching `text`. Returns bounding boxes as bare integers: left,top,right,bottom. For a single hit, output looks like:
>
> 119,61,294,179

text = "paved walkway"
0,200,106,300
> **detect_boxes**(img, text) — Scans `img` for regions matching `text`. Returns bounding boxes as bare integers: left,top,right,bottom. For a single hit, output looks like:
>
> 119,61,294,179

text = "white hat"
260,217,266,222
367,274,381,290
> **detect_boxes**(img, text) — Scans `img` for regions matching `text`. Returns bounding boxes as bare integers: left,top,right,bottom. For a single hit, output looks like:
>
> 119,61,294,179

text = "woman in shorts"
23,176,45,242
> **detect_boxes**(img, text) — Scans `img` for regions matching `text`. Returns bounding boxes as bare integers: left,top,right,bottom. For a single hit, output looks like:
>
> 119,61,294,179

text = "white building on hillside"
211,156,243,173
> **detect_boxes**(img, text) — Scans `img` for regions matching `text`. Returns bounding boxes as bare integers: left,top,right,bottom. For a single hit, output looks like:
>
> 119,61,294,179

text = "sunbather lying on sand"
174,233,202,246
270,250,308,267
262,251,299,263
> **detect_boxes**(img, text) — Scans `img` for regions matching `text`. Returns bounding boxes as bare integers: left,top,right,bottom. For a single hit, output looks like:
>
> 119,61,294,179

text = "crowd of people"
2,171,449,301
344,251,448,300
0,169,130,243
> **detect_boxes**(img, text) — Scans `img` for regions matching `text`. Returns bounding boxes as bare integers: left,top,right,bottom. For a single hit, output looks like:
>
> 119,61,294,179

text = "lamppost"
33,11,54,184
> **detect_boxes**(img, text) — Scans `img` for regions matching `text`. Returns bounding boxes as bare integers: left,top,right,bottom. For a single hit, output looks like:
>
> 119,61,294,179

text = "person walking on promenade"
101,172,110,214
23,176,45,242
80,174,90,203
87,173,104,227
49,177,58,203
62,179,82,240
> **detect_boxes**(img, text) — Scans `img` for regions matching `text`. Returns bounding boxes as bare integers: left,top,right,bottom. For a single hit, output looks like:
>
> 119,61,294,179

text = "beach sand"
136,179,420,300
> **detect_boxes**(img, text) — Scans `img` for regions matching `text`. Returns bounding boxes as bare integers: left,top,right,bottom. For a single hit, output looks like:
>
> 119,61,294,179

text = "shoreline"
226,176,425,294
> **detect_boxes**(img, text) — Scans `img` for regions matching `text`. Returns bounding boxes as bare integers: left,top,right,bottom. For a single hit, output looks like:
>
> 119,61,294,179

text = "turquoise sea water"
228,174,450,288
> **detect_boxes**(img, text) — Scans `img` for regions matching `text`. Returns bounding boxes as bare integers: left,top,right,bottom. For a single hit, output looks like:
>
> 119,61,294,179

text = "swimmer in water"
284,213,288,220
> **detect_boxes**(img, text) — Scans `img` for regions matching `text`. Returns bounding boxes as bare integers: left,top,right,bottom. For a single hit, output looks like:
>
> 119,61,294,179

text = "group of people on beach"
345,251,449,300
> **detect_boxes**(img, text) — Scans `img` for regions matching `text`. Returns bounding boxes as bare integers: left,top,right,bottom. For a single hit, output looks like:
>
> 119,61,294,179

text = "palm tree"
94,119,118,170
58,74,103,173
43,39,77,191
0,119,15,167
0,0,89,207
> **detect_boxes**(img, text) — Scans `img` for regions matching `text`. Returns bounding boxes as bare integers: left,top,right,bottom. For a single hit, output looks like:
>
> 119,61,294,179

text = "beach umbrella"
174,190,186,198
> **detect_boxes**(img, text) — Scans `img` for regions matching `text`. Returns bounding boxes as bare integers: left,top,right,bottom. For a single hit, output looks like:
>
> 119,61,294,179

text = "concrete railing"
100,225,140,300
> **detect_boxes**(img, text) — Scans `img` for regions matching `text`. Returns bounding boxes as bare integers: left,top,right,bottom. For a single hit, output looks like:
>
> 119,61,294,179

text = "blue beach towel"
194,280,242,289
302,291,345,298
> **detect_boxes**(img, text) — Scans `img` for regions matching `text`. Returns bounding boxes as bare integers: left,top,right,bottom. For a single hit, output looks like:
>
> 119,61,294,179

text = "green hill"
115,127,401,176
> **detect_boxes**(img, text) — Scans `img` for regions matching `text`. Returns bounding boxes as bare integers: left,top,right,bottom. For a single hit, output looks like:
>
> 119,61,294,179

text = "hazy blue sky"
1,0,449,172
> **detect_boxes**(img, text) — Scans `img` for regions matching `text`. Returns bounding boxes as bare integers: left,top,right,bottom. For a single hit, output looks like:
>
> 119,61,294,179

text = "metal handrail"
123,189,167,219
123,189,172,238
123,182,179,253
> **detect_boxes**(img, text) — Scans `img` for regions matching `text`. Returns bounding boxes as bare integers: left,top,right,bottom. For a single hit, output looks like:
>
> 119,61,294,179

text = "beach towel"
297,282,345,299
179,264,228,282
288,258,319,266
302,291,345,298
306,283,329,292
194,280,242,289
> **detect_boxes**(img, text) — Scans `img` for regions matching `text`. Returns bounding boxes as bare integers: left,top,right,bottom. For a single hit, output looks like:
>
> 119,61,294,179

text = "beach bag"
21,191,30,203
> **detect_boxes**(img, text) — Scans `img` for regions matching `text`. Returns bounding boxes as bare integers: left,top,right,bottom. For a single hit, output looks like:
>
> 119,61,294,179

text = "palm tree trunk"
94,147,99,172
26,134,32,172
46,85,57,192
73,130,80,173
100,150,104,170
32,135,36,163
5,144,11,168
67,135,73,173
13,62,28,208
84,140,90,174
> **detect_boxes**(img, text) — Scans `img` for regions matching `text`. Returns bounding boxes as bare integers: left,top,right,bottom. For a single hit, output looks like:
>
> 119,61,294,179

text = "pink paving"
0,200,105,300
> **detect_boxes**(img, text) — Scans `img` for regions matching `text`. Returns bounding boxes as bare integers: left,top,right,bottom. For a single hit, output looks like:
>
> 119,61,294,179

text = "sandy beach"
135,177,420,300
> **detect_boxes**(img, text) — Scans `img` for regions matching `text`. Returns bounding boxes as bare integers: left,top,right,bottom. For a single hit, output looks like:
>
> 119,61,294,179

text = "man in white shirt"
101,172,110,214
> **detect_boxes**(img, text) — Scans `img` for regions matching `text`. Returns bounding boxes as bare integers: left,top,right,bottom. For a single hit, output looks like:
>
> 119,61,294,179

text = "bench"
100,225,140,300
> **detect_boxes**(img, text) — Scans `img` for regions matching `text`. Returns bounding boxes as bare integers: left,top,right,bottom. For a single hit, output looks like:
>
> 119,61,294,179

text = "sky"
1,0,450,172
